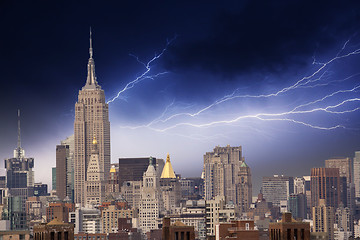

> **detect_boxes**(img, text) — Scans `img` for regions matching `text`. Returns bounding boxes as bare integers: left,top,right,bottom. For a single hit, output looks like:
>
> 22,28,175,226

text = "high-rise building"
118,157,164,186
269,213,310,240
334,204,353,240
288,193,307,220
160,154,181,214
4,111,34,230
74,31,110,206
203,145,245,205
312,199,334,240
353,151,360,198
85,137,106,206
56,135,74,202
311,168,340,209
205,195,236,237
325,157,352,184
325,157,352,208
262,175,294,206
139,158,163,234
237,160,252,213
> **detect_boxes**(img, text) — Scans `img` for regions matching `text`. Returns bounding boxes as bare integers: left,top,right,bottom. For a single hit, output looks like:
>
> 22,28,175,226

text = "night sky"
1,1,360,194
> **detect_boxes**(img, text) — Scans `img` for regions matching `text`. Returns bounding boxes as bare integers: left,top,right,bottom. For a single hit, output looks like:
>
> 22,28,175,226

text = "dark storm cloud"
164,0,360,78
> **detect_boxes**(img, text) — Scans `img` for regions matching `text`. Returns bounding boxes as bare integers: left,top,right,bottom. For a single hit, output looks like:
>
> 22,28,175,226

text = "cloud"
164,0,360,78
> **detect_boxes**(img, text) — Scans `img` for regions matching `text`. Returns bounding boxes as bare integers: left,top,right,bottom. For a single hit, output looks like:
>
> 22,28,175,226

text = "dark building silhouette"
162,217,195,240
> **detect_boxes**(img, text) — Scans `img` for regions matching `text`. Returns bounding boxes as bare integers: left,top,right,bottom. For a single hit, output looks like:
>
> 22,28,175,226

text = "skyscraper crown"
83,28,101,90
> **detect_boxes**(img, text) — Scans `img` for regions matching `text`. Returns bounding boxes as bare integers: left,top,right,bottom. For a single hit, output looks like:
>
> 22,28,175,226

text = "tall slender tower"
74,30,110,206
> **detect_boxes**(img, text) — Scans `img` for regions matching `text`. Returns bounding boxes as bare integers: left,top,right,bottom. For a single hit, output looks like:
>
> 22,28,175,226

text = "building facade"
262,175,294,206
204,145,248,207
311,168,340,209
74,31,110,206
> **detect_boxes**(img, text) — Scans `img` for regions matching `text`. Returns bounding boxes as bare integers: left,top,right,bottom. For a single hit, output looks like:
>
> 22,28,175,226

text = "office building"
121,180,142,208
118,157,164,186
269,212,310,240
204,145,247,206
354,151,360,199
311,168,340,209
262,175,294,206
312,199,334,240
69,207,101,234
138,158,163,234
216,220,259,240
205,195,237,237
160,154,181,214
237,160,252,213
85,137,106,206
288,193,307,220
56,135,74,202
33,218,74,240
100,202,135,234
74,31,110,206
162,217,195,240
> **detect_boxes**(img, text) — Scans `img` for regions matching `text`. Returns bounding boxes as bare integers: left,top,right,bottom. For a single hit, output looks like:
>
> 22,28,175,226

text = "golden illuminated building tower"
74,30,110,206
160,154,181,214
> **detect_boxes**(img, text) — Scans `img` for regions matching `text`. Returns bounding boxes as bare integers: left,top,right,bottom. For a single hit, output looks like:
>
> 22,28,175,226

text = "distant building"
100,202,135,234
69,207,101,234
237,161,252,213
206,195,237,237
312,199,334,240
325,157,352,208
138,157,162,234
160,154,181,214
106,165,120,196
180,177,204,200
56,135,74,202
162,217,195,240
204,145,250,208
33,218,74,240
85,137,106,206
288,193,307,220
0,230,30,240
311,168,340,209
52,167,56,191
216,220,259,240
74,31,111,206
161,200,206,240
334,204,353,240
353,151,360,199
118,157,164,186
121,180,142,208
34,183,48,197
46,202,75,223
262,175,294,206
269,212,310,240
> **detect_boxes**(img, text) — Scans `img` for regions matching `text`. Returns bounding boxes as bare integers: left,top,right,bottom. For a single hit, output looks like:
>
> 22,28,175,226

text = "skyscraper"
353,151,360,198
262,175,294,206
4,110,34,230
56,135,74,201
203,145,245,205
311,168,340,209
237,160,252,213
74,30,110,206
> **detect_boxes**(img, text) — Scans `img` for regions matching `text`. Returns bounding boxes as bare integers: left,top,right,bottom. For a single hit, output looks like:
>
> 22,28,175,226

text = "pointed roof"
48,218,67,225
82,28,100,90
161,153,176,178
240,161,249,168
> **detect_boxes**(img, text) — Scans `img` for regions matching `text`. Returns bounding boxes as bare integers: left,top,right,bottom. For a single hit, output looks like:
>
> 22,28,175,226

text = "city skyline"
0,1,360,193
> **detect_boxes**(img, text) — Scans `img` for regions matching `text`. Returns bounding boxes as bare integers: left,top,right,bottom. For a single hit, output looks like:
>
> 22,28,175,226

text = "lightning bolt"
106,36,176,104
122,40,360,133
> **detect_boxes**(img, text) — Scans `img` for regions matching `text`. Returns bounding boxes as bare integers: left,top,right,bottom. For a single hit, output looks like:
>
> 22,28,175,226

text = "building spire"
14,109,25,158
89,27,93,59
17,109,21,149
83,27,100,90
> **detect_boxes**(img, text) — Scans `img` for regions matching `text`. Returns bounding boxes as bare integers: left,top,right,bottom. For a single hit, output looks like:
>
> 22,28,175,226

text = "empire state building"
74,30,110,205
